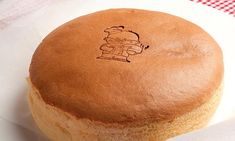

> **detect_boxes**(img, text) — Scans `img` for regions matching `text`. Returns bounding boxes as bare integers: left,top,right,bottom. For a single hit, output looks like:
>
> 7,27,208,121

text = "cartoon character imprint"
97,26,149,63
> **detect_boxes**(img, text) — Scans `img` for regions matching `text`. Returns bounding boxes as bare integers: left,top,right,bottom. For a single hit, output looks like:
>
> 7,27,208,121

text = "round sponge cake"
28,9,224,141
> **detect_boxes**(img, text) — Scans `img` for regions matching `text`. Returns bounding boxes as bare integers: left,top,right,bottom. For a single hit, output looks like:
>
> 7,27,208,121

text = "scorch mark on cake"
97,26,149,63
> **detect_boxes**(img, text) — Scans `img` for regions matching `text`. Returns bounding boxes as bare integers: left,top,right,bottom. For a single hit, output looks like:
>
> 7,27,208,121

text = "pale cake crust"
28,80,223,141
29,9,223,124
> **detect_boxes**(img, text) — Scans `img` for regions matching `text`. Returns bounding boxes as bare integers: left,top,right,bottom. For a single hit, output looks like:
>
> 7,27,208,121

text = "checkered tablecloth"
191,0,235,16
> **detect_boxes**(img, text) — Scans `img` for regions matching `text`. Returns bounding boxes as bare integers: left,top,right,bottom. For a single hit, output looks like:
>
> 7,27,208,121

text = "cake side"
28,80,223,141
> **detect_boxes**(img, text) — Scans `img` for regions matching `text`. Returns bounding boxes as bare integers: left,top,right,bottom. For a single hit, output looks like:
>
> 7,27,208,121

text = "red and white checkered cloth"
191,0,235,16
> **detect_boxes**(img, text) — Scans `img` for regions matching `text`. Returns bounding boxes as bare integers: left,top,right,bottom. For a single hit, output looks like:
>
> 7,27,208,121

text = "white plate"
0,0,235,140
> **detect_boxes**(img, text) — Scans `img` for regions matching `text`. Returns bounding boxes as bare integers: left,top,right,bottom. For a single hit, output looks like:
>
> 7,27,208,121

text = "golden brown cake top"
29,9,223,124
